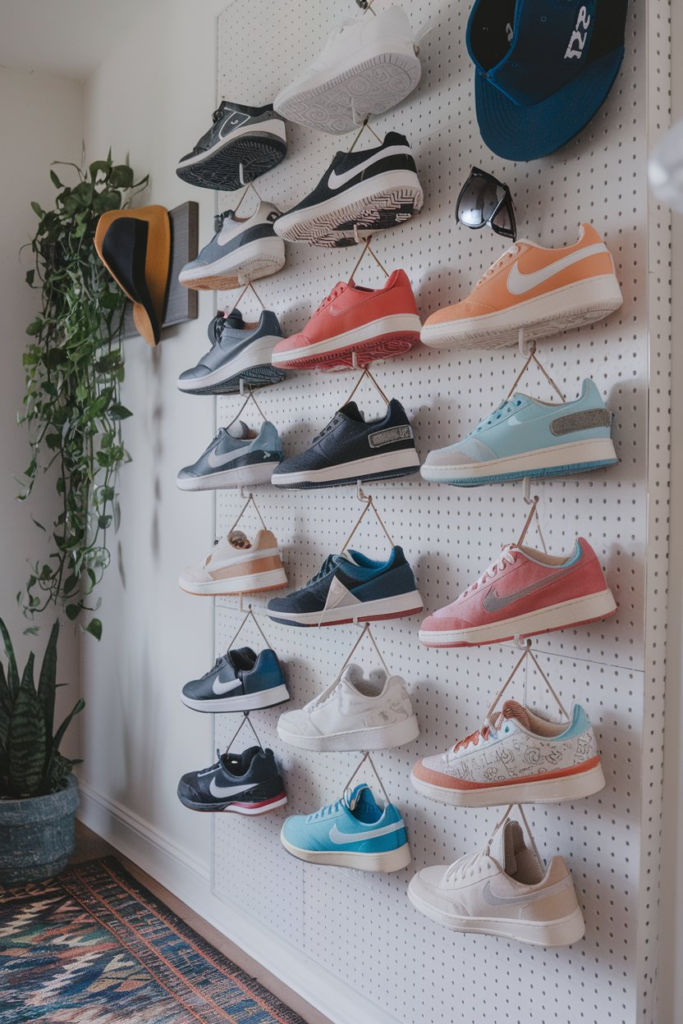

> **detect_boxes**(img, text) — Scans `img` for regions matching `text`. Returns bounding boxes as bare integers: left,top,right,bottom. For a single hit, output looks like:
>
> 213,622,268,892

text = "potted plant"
0,618,84,885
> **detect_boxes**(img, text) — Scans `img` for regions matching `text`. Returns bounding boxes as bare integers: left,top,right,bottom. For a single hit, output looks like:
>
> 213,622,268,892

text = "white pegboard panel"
204,2,672,1023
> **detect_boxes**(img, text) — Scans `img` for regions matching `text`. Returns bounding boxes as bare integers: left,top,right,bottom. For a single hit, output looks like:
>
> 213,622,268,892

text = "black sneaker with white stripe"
272,398,420,489
273,131,423,247
176,101,287,191
177,746,287,814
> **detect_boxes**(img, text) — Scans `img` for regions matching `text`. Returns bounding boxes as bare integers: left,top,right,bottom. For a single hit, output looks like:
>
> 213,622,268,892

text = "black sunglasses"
456,167,517,242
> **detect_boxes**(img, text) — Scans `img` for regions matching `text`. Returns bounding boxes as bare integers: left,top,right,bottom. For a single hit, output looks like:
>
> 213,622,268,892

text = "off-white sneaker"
409,816,585,947
179,528,287,596
274,7,421,135
277,663,419,751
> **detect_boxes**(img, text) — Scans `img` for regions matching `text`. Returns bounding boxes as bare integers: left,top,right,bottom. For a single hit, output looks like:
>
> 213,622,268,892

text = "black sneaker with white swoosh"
181,647,289,711
176,101,287,191
273,131,423,247
177,746,287,814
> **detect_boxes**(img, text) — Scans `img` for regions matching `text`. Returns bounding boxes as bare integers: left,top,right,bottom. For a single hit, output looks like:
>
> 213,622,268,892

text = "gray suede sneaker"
179,202,285,290
177,420,284,490
177,309,285,395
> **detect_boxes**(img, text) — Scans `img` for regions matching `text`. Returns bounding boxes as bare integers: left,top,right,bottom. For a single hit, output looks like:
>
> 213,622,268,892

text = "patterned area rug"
0,856,306,1024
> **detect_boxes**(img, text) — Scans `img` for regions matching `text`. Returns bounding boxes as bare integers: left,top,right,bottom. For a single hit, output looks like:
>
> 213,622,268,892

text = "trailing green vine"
19,154,148,640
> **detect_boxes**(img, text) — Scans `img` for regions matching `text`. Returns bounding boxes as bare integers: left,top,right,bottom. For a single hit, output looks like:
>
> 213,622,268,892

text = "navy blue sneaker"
267,547,422,627
181,647,289,712
177,746,287,814
177,420,283,491
271,399,420,489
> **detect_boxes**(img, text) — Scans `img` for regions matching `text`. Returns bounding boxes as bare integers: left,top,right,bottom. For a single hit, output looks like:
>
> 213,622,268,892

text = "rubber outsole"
181,685,290,714
272,464,420,490
277,714,420,752
274,331,421,371
280,832,412,872
181,255,285,291
410,761,606,807
176,460,280,491
275,53,421,135
179,364,286,396
421,458,618,487
180,792,288,814
176,136,287,191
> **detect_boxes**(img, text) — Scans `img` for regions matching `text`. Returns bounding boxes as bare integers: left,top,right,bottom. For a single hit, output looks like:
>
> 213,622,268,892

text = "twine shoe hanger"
482,641,569,727
516,475,547,553
508,328,566,404
331,621,391,684
340,479,395,554
224,710,266,754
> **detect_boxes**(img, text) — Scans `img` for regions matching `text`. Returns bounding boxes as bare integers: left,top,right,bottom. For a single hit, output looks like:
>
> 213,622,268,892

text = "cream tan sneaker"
179,529,287,596
408,816,585,947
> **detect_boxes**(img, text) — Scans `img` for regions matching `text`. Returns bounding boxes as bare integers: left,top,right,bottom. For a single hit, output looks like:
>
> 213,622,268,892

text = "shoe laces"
306,553,342,586
475,243,520,287
314,282,347,316
463,546,517,597
311,412,342,445
444,846,490,884
471,397,524,436
309,797,344,821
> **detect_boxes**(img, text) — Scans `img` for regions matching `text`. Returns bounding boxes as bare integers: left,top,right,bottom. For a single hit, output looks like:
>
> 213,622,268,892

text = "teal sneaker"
422,379,617,486
280,784,411,872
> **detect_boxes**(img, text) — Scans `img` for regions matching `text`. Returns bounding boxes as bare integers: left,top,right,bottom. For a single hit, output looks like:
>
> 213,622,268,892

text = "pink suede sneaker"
419,538,616,648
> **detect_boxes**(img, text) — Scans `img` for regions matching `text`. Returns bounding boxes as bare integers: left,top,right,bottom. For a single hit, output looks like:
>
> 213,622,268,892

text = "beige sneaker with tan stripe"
179,529,287,596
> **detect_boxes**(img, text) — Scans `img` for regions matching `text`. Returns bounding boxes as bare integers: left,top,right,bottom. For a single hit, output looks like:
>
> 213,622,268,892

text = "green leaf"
89,159,111,180
37,620,59,780
49,169,62,188
30,201,44,217
109,165,134,189
0,619,20,699
65,604,80,622
110,404,133,420
25,269,35,287
85,618,102,641
26,319,42,337
52,697,85,753
8,679,45,797
0,661,11,778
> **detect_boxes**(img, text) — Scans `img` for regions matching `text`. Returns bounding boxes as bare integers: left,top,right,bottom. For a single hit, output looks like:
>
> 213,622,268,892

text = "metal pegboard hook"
506,338,566,404
517,478,547,553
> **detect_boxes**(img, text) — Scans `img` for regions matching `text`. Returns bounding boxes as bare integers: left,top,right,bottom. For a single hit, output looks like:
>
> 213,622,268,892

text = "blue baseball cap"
467,0,629,162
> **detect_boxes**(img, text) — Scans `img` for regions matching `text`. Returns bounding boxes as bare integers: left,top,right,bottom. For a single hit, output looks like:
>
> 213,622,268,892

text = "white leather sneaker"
409,816,585,947
277,663,419,751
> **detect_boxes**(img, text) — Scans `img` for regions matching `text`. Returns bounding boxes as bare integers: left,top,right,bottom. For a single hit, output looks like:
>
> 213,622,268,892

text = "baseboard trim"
77,778,400,1024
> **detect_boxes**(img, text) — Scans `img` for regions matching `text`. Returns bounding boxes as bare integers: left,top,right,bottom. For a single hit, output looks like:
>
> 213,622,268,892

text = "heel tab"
578,223,603,245
580,378,605,406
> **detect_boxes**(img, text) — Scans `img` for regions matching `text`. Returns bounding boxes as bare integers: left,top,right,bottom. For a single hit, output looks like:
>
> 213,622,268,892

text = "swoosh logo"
209,779,257,799
481,568,571,614
329,820,405,845
324,576,361,612
207,446,247,469
219,110,250,138
482,876,572,907
327,145,412,190
506,242,608,295
211,676,242,696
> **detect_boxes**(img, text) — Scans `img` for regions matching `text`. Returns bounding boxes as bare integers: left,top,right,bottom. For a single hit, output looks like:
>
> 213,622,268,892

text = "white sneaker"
277,663,420,751
179,528,287,596
409,816,585,947
274,7,421,135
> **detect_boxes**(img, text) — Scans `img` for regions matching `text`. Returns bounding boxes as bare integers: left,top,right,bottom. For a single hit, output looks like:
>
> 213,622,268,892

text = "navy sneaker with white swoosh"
179,202,285,290
177,420,283,490
178,746,287,814
178,308,286,395
181,646,289,713
272,399,420,489
176,101,287,191
267,546,423,627
280,783,411,871
273,131,423,247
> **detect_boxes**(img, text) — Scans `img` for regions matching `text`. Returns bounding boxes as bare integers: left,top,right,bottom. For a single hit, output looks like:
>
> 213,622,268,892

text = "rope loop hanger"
483,641,569,728
484,803,544,869
516,475,547,553
332,621,392,685
224,710,265,754
347,234,390,284
340,479,395,554
226,488,268,541
507,328,566,405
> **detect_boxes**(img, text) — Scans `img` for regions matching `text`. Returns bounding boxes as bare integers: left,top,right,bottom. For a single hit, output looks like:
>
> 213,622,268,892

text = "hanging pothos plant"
19,154,148,640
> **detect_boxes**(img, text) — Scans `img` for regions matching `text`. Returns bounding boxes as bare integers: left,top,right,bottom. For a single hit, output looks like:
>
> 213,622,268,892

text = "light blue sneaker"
422,379,617,486
280,784,411,872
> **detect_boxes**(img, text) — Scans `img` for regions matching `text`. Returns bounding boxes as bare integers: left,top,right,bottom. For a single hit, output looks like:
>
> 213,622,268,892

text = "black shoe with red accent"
177,746,287,814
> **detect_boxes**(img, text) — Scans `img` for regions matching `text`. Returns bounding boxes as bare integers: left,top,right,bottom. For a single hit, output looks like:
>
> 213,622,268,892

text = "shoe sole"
181,683,290,713
281,832,412,872
274,170,423,246
180,567,288,597
407,885,586,946
178,335,285,394
176,134,287,191
273,449,420,489
410,761,606,807
180,792,288,814
420,276,624,350
421,438,618,486
275,50,421,135
418,589,617,647
268,589,423,627
179,237,285,291
177,460,279,491
272,313,421,370
277,714,420,752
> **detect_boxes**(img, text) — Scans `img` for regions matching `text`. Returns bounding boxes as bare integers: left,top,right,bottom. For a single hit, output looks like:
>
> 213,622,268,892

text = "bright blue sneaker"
280,784,411,872
266,546,423,627
421,379,617,486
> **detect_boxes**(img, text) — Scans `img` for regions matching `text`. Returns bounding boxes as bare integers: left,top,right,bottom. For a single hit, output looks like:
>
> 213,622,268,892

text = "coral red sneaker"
421,224,623,350
419,538,616,648
271,269,421,371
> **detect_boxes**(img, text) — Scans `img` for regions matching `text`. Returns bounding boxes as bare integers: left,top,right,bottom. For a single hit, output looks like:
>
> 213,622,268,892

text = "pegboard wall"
206,2,672,1022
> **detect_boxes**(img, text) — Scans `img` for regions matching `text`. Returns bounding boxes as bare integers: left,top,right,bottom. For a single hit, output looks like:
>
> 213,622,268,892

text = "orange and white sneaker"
179,528,287,596
421,224,623,350
271,269,421,371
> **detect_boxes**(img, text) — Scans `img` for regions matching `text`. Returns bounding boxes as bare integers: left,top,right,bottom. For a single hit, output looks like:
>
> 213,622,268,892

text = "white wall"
79,0,229,872
0,67,83,745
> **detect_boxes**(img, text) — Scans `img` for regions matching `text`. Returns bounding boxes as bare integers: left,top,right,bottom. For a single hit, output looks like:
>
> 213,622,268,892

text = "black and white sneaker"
179,203,285,290
177,309,285,394
176,101,287,190
181,647,289,711
177,746,287,814
177,421,283,490
272,398,420,489
273,132,423,247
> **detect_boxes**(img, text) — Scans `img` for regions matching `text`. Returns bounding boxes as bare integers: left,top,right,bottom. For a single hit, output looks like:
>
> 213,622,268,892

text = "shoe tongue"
344,783,378,816
343,551,359,566
224,308,244,329
491,820,526,877
339,401,364,422
228,646,256,666
498,700,531,730
226,420,252,440
340,664,364,688
228,530,251,550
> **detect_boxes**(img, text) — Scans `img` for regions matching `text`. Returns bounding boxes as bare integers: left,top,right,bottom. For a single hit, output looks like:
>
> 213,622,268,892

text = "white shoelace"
475,244,520,288
462,546,517,597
